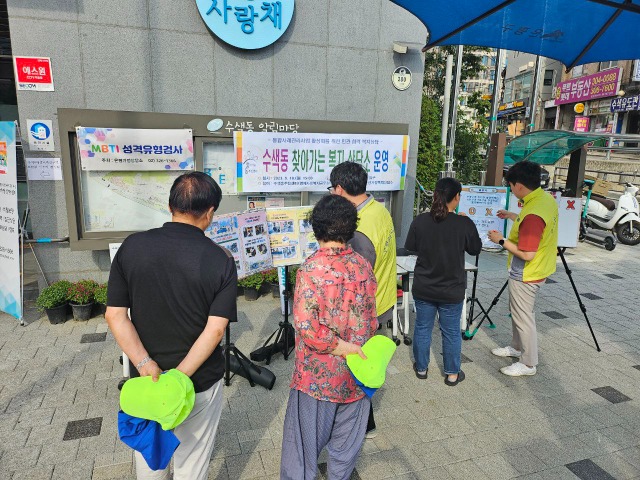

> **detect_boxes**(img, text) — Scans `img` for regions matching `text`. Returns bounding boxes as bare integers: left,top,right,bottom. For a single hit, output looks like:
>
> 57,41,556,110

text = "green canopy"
504,130,608,166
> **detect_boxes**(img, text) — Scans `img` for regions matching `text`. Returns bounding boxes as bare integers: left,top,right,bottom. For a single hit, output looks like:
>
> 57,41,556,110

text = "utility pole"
528,55,543,132
441,54,454,153
446,45,463,174
488,49,505,136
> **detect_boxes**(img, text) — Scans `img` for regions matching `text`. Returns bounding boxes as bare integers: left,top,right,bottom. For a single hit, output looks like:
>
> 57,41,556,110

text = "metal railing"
552,165,639,192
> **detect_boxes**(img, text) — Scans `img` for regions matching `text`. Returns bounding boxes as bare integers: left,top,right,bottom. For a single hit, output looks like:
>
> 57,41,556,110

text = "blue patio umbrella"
392,0,640,69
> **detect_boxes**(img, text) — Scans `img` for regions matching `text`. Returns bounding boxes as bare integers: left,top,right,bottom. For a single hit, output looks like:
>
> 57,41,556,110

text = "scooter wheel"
604,237,616,251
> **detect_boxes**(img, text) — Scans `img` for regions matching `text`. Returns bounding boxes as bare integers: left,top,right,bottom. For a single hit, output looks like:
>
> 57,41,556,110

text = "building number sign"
392,66,412,91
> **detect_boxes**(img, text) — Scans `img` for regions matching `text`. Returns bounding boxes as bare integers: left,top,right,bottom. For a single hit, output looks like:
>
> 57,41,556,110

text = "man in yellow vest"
488,161,558,377
329,161,397,438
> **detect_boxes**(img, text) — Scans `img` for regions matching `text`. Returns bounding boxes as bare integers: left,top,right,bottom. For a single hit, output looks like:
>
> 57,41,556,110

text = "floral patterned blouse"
290,246,378,403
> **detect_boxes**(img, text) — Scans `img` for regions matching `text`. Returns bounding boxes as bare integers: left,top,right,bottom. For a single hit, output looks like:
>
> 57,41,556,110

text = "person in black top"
405,177,481,386
106,172,236,480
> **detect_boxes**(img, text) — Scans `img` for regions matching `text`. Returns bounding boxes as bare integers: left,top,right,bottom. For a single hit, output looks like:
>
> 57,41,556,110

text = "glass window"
572,65,583,77
543,69,555,86
599,61,618,70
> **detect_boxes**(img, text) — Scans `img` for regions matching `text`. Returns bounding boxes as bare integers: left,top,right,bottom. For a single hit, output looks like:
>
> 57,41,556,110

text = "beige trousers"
508,278,544,367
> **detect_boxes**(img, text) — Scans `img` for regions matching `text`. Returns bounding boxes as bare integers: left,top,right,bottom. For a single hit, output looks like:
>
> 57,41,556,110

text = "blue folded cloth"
350,372,378,398
118,411,180,470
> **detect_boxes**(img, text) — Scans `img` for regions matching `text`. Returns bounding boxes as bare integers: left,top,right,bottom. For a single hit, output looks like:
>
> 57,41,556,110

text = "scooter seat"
591,194,616,211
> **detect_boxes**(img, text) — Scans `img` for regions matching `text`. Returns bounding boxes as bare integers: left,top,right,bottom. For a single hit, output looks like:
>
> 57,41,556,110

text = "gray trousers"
280,389,370,480
134,379,224,480
509,278,544,367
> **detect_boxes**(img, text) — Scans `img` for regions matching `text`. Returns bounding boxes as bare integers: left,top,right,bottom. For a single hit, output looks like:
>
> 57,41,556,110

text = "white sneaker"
500,362,536,376
491,346,521,358
365,429,378,439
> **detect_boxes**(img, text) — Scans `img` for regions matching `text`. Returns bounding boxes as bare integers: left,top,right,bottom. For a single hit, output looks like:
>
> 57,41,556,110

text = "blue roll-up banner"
0,122,21,321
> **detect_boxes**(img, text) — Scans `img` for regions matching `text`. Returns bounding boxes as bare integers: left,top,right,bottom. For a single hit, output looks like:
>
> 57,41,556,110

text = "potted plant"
93,283,108,316
238,273,263,301
35,280,72,324
68,279,98,320
262,269,280,298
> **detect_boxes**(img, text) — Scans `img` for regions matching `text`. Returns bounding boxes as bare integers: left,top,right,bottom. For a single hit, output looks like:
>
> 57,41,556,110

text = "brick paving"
1,241,640,479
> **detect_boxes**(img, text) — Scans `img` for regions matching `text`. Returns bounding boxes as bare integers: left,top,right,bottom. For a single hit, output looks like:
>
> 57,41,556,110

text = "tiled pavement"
1,241,640,479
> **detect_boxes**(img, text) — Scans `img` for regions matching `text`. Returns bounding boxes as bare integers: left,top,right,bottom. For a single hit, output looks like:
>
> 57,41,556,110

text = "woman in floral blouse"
280,195,378,480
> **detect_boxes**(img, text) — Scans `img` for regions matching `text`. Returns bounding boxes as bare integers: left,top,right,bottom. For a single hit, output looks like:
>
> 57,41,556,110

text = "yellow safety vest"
357,199,397,316
507,187,559,282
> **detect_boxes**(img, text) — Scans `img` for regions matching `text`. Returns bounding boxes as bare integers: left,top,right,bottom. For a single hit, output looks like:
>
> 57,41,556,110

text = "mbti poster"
0,122,21,320
459,186,508,248
235,131,409,192
205,210,272,278
266,206,318,267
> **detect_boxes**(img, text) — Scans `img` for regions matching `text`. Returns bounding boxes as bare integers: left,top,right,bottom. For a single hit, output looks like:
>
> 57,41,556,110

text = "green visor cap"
120,369,195,431
346,335,397,389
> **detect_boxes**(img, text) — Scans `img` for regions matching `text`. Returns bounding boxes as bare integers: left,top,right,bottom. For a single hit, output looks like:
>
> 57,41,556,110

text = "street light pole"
446,44,463,174
441,54,454,153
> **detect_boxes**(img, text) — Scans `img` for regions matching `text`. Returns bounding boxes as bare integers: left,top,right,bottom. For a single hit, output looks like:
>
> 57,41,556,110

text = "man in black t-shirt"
106,172,236,480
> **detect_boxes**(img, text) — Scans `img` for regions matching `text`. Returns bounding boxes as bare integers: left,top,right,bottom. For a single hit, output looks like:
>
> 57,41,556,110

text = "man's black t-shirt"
405,212,482,304
107,222,237,392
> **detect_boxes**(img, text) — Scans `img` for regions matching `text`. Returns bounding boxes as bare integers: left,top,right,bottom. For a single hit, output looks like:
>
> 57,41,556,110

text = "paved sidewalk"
1,241,640,479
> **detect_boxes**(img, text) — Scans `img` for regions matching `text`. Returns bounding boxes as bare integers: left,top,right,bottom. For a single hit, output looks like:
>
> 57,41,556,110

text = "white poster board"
26,157,63,181
0,122,21,320
266,206,318,267
507,193,581,248
235,131,409,192
459,186,508,248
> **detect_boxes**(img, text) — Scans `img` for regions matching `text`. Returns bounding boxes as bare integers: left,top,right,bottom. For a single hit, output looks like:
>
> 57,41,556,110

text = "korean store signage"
13,56,54,91
573,116,590,133
76,127,194,171
610,95,640,113
195,0,295,50
553,68,622,105
234,131,409,192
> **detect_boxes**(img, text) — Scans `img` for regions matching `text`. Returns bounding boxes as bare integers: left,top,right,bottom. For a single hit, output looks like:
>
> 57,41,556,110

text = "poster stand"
462,255,495,340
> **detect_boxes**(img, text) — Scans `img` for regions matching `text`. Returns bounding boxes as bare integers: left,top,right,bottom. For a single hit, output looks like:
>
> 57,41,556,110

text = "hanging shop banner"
235,131,409,192
76,127,194,171
508,192,581,248
26,119,55,151
553,68,622,106
0,122,21,320
573,116,591,133
458,186,508,248
13,56,54,91
205,209,273,279
266,206,318,267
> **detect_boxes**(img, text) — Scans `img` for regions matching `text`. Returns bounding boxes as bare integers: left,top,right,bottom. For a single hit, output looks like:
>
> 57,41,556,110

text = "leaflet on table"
459,186,508,248
205,210,272,278
266,206,318,267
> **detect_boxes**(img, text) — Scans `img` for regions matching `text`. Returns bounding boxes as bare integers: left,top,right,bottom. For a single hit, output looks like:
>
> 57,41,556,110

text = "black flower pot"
70,302,95,321
93,303,107,317
237,286,244,297
244,288,260,301
45,304,68,324
271,283,280,298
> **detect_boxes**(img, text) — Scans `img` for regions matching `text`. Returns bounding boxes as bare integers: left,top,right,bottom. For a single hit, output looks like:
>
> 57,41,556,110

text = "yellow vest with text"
357,199,397,316
507,187,559,282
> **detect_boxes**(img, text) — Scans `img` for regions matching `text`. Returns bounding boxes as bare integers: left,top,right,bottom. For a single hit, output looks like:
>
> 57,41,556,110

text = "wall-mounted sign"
392,66,412,91
497,98,529,118
76,127,194,171
574,103,585,114
26,119,54,151
610,95,640,113
195,0,295,50
573,116,590,133
26,157,63,181
13,56,54,91
553,68,622,105
234,131,409,192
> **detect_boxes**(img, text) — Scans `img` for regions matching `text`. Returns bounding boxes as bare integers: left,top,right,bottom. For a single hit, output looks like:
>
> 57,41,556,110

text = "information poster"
76,127,194,171
266,206,318,267
459,186,508,248
507,193,581,248
0,122,21,320
235,131,409,192
26,157,63,181
205,210,273,278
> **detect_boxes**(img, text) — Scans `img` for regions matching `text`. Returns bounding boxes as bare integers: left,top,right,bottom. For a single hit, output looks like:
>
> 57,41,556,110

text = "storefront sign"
195,0,295,50
76,127,194,171
497,98,528,118
26,157,63,181
235,131,409,192
573,116,591,133
13,56,54,91
26,119,55,151
610,95,640,113
0,122,21,321
554,68,622,105
574,103,585,114
392,66,412,91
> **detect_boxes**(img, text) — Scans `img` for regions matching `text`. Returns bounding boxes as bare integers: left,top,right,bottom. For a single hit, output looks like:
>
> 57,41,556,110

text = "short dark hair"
169,172,222,216
505,161,542,191
329,162,368,196
310,195,358,244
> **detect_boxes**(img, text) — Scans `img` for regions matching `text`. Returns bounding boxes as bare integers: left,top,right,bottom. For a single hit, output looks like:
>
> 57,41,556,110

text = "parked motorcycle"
581,181,640,246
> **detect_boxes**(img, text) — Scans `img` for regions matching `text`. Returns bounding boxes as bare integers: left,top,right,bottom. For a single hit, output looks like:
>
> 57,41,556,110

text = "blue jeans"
413,299,463,375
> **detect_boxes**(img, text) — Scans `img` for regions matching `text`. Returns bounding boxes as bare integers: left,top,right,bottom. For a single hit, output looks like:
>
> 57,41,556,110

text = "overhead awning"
504,130,608,165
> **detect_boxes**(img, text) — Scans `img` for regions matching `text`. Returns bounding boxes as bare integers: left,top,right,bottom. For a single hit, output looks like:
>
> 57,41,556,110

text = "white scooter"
584,182,640,246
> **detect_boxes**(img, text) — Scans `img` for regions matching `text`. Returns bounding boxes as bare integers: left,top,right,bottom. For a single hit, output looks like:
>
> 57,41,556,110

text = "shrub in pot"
68,279,98,320
36,280,72,324
238,273,263,301
93,283,107,316
262,269,280,298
